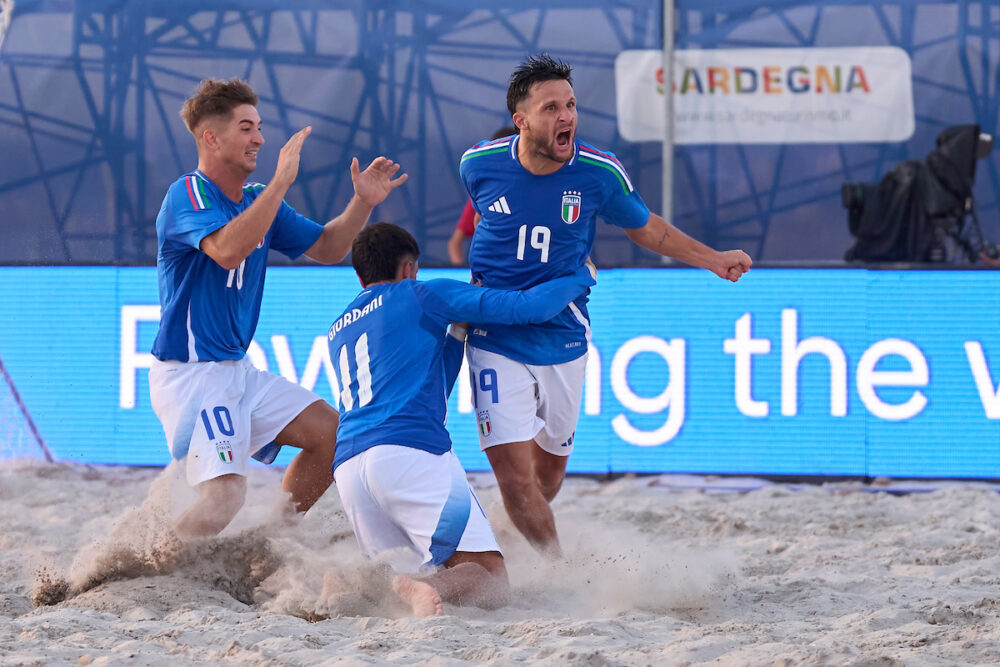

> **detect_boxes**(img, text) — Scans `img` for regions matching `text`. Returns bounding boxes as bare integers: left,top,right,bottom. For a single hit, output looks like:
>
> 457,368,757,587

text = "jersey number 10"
226,260,246,290
334,333,373,412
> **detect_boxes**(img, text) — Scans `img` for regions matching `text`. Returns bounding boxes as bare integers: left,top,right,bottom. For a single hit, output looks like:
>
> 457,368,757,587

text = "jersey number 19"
516,225,550,263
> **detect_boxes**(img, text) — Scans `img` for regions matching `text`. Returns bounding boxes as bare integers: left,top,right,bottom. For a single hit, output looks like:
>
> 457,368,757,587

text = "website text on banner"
615,47,915,144
2,267,999,478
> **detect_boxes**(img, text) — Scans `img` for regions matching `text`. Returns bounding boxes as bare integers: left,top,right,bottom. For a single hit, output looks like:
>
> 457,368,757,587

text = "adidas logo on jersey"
487,196,511,214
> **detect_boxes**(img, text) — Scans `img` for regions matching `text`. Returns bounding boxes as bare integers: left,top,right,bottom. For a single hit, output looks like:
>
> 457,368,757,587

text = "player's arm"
626,212,752,282
500,266,596,323
446,226,467,265
442,326,467,398
304,157,408,264
200,127,311,270
421,266,595,326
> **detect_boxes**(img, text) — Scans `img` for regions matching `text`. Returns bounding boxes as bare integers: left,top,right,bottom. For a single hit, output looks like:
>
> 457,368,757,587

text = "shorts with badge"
148,356,322,487
334,445,500,574
465,346,586,456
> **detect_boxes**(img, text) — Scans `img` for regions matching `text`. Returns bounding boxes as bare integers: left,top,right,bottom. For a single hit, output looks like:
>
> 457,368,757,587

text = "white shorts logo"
215,441,234,463
476,410,492,437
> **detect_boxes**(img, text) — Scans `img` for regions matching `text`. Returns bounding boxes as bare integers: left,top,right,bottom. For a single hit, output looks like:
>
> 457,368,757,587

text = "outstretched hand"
272,126,312,190
714,249,752,282
352,156,408,208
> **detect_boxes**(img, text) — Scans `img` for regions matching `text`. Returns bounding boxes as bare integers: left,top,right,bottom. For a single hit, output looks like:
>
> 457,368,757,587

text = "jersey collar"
509,135,580,167
192,169,219,195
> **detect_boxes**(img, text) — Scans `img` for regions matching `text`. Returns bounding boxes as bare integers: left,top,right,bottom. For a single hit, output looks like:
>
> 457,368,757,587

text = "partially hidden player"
324,222,595,616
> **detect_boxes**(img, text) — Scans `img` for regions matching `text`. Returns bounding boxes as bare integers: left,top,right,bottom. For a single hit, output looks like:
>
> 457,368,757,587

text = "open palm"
352,156,408,207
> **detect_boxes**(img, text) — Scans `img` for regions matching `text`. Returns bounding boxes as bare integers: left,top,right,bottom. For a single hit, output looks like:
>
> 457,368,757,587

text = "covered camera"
844,125,994,263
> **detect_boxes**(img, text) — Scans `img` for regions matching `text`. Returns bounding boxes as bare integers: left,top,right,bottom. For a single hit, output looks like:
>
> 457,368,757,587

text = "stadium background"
2,1,999,477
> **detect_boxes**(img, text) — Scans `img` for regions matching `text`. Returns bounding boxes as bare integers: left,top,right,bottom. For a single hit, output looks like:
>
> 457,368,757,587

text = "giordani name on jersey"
328,294,384,339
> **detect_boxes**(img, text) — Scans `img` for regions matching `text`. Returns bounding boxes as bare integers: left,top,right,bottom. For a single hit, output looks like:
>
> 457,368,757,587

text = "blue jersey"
151,170,323,362
460,135,650,365
328,269,594,471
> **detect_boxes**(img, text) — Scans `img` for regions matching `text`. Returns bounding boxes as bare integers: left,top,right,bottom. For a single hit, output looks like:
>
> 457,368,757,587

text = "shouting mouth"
556,128,572,149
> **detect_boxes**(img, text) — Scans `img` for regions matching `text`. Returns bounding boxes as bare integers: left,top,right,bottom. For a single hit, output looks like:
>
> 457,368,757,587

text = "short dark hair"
506,54,573,115
351,222,420,286
180,78,258,134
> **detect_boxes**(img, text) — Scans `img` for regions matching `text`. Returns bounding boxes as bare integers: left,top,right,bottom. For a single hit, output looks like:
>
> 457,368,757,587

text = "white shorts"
334,446,500,574
148,357,322,487
465,346,586,456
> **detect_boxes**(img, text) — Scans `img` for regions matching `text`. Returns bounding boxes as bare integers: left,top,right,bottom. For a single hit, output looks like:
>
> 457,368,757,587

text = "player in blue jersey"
460,55,753,557
324,222,594,616
148,78,407,540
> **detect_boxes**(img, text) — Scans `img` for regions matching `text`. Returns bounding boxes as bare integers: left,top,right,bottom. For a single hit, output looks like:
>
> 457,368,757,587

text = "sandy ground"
2,459,1000,666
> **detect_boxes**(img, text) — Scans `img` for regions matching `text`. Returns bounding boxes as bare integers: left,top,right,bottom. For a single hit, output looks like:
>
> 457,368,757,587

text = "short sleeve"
599,181,651,230
270,201,324,259
580,147,650,229
459,153,482,216
163,178,231,250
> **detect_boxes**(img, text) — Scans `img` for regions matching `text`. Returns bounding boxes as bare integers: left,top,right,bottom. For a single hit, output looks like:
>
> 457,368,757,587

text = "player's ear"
512,111,526,132
395,257,417,281
200,125,218,151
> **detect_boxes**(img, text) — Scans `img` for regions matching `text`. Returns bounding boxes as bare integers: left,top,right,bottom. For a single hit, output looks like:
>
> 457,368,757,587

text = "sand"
2,458,1000,666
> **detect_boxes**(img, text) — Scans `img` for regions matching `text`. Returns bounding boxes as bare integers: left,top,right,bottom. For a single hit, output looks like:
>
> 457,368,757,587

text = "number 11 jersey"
460,134,650,366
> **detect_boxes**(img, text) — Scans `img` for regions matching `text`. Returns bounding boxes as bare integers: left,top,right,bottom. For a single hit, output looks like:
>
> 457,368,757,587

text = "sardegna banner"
615,47,915,144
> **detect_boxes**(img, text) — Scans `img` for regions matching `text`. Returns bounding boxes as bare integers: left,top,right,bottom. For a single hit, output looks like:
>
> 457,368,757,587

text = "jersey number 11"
334,333,373,412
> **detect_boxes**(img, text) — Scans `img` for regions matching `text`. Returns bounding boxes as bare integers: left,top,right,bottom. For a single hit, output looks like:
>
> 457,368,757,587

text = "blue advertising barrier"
2,266,999,477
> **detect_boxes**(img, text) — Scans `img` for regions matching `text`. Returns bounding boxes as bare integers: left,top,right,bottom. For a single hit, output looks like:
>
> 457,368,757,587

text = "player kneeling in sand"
324,223,595,616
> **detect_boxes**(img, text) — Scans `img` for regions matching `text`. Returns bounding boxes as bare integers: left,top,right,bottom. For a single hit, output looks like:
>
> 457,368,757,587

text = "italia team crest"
216,442,234,463
477,409,492,436
561,190,581,224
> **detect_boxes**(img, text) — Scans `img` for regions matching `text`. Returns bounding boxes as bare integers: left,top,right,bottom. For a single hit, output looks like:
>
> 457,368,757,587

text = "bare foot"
392,574,443,618
321,569,349,600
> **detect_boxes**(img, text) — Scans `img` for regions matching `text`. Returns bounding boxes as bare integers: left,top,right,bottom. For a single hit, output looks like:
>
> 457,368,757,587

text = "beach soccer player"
325,222,594,616
148,77,407,539
459,54,752,557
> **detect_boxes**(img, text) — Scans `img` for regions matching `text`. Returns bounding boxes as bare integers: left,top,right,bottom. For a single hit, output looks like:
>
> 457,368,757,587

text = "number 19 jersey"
460,135,650,365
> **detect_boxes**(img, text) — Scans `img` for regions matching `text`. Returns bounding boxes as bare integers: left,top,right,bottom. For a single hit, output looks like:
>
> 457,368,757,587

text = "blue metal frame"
0,1,998,265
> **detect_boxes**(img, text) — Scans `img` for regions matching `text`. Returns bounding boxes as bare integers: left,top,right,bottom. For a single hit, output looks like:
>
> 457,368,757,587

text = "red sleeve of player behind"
456,199,476,236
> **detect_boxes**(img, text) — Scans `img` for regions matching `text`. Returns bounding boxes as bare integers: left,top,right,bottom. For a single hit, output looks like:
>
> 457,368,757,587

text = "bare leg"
432,550,509,609
532,444,568,503
174,474,247,539
486,441,563,558
274,400,338,514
